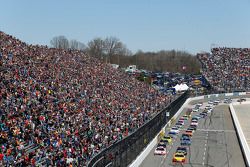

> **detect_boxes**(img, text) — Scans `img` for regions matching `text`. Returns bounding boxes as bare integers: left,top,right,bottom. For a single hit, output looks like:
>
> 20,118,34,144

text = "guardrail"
229,102,250,167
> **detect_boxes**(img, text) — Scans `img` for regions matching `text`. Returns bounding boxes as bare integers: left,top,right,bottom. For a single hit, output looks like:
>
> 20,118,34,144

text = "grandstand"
0,32,173,166
197,47,250,92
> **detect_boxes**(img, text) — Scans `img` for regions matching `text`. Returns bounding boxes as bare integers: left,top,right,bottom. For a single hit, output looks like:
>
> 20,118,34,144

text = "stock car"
184,130,193,137
200,112,207,118
187,127,195,133
205,105,213,110
154,146,167,155
162,136,172,144
237,98,246,102
169,127,179,135
224,98,232,104
179,117,186,122
194,114,202,119
208,100,214,105
176,146,188,156
190,124,197,130
192,108,199,112
172,152,186,164
181,136,191,145
182,115,189,120
213,100,220,105
206,108,213,113
191,117,199,121
175,122,183,128
157,142,167,148
182,115,190,119
196,102,203,107
178,120,185,126
191,120,198,126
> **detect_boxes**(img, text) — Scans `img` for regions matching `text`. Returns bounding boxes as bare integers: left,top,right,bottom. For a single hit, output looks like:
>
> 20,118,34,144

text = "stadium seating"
0,31,173,166
198,47,250,92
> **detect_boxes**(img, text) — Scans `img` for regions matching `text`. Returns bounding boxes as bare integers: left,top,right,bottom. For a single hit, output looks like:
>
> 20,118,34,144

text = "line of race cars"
154,100,218,165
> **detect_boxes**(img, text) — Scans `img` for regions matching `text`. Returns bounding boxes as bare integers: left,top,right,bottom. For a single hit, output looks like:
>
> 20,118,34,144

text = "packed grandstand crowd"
198,47,250,92
0,32,174,166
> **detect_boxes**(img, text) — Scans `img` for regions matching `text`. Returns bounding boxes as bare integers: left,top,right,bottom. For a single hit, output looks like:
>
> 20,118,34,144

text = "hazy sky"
1,0,250,54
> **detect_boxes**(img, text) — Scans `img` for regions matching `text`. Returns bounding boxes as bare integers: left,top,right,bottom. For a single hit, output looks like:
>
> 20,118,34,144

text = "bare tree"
69,40,86,51
87,38,105,58
69,39,79,50
77,42,86,51
50,36,69,49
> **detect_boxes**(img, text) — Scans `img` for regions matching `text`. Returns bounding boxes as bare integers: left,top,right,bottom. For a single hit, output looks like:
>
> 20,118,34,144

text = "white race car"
170,127,180,134
154,146,167,155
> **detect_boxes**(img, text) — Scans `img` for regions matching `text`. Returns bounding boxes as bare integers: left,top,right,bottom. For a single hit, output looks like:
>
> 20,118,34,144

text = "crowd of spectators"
198,47,250,92
0,31,173,166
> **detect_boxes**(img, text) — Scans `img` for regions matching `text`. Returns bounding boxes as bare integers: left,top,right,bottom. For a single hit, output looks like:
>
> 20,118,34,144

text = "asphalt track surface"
140,101,246,167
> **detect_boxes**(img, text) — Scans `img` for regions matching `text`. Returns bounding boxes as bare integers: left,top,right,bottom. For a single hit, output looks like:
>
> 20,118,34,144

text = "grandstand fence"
87,91,189,167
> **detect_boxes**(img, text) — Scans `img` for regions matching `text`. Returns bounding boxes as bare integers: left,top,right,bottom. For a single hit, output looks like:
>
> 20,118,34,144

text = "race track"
140,101,246,167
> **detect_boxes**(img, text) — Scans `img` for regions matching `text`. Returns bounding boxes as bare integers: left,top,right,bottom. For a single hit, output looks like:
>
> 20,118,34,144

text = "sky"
0,0,250,54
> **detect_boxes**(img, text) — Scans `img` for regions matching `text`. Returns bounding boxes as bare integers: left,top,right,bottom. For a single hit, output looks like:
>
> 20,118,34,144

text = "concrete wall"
129,93,249,167
230,102,250,167
129,95,204,167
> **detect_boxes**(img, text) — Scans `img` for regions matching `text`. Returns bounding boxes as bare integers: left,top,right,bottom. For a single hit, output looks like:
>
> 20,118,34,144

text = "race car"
157,142,167,148
184,130,193,137
224,98,232,104
172,152,186,163
191,120,198,126
170,127,179,135
200,112,207,118
206,108,213,113
213,100,220,105
195,102,203,107
182,115,189,120
187,127,195,133
161,136,172,144
154,146,167,155
181,136,191,145
177,120,185,126
179,117,186,122
237,98,246,102
205,105,213,110
194,114,202,119
189,124,197,130
175,122,183,128
176,146,188,156
208,100,214,105
191,117,199,121
192,108,200,112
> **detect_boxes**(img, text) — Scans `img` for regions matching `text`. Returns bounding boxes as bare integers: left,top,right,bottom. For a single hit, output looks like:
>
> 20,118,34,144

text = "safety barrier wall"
129,95,204,167
88,92,249,167
230,102,250,167
87,92,189,167
130,93,249,167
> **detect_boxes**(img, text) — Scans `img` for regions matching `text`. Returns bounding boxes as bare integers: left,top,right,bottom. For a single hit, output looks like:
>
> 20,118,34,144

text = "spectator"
197,47,250,92
0,31,173,166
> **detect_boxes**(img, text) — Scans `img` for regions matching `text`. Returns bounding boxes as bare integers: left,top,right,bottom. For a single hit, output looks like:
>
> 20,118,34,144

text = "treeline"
50,36,201,74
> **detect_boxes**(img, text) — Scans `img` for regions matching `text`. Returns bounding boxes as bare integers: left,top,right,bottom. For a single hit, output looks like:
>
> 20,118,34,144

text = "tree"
87,38,105,58
103,37,131,64
50,36,69,49
69,40,86,51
